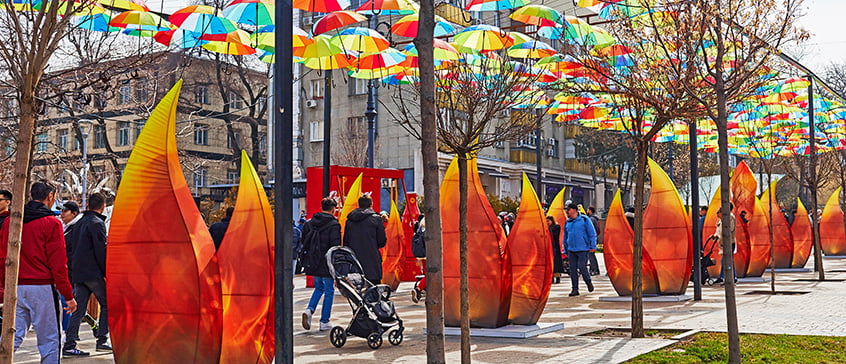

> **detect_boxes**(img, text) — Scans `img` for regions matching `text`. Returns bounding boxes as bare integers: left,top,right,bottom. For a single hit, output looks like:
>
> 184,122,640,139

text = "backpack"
411,226,426,258
297,222,333,275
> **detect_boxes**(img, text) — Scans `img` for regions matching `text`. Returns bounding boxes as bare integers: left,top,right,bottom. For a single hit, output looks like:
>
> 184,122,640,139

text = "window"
195,86,210,104
135,120,145,141
309,79,323,99
227,129,240,149
227,91,243,109
57,129,68,152
135,77,149,102
256,96,267,112
546,138,559,158
119,80,131,104
347,116,366,137
350,78,369,96
227,170,239,184
94,124,106,148
194,123,209,145
309,120,323,142
117,121,130,146
35,132,48,153
193,168,208,192
518,130,539,148
5,137,14,158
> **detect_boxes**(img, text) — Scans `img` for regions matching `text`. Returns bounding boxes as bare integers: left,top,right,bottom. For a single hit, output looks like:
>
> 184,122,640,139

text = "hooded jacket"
562,213,597,253
0,201,73,301
209,217,230,250
301,212,341,278
343,208,387,282
66,210,108,284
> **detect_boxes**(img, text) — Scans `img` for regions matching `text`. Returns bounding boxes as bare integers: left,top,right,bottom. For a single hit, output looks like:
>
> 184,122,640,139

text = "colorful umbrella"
154,29,206,48
355,0,418,15
74,12,121,32
201,29,257,55
509,5,564,27
294,0,350,13
98,0,147,11
223,0,274,26
312,10,367,35
331,27,391,53
110,10,170,30
453,25,514,51
465,0,529,12
506,41,557,59
170,6,237,35
390,13,454,37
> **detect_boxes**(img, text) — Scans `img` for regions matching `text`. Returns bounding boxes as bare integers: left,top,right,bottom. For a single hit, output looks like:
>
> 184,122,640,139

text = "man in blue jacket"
562,203,597,296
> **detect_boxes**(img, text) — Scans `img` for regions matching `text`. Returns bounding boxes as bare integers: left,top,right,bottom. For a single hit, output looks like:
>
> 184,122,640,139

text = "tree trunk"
457,156,470,364
808,80,824,281
630,140,648,338
415,0,445,360
0,94,38,363
716,84,741,364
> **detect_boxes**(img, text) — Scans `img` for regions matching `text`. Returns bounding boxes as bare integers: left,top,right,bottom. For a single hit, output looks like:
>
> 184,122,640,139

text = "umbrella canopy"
465,0,529,12
355,0,418,15
110,10,170,30
390,13,454,37
171,6,237,35
74,12,121,32
98,0,147,11
154,29,206,48
312,10,366,35
302,53,357,70
223,0,274,26
294,0,350,13
453,24,514,51
401,38,460,60
506,41,557,59
201,29,257,55
331,27,391,53
250,25,312,56
355,48,406,70
509,5,564,27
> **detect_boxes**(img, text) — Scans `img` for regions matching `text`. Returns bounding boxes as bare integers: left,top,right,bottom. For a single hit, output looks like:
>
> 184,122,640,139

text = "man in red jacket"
0,181,78,363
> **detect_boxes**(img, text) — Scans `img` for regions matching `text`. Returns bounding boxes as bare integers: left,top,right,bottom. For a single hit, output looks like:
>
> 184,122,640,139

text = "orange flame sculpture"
603,189,659,296
381,200,405,291
759,180,793,269
820,187,846,256
730,161,756,278
547,187,567,227
745,196,772,277
642,158,692,294
400,193,423,281
507,174,552,325
106,81,223,364
703,189,723,279
791,198,813,268
217,151,274,364
339,173,363,234
441,157,512,328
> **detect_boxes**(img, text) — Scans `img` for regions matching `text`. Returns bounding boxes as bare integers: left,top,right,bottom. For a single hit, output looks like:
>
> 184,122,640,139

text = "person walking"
63,192,112,356
562,203,597,296
343,195,387,283
546,216,564,284
586,207,601,275
712,204,737,285
301,198,341,332
0,189,11,227
209,206,234,250
59,200,81,333
0,181,78,362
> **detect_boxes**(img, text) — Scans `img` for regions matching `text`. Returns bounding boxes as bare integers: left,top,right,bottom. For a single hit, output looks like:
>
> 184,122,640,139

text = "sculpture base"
599,295,692,302
428,323,565,339
737,277,770,283
765,268,810,273
823,255,846,259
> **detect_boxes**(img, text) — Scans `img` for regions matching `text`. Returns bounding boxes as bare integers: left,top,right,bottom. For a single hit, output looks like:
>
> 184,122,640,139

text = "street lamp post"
365,79,377,168
78,119,93,210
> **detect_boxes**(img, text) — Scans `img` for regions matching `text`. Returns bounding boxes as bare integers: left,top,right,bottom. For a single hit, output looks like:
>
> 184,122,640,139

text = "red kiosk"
306,166,422,282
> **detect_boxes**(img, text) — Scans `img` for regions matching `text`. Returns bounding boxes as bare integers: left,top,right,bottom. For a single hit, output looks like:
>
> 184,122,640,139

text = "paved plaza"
15,254,846,363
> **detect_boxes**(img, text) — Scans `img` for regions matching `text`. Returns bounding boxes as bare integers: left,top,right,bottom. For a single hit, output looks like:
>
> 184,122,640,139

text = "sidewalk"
17,254,846,363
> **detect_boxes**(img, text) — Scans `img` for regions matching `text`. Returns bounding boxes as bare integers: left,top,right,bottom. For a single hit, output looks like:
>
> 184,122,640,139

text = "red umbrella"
312,10,366,35
293,0,350,13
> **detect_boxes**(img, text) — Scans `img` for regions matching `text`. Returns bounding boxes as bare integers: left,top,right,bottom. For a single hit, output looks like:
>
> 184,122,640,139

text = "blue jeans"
568,251,592,293
65,279,109,349
307,277,334,324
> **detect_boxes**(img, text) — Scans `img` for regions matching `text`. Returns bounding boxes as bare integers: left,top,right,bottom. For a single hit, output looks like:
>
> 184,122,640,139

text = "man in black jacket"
63,192,111,355
209,207,233,250
301,198,341,332
344,195,387,283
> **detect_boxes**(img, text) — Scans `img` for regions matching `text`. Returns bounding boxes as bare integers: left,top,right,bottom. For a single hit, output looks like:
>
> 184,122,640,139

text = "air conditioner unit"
306,99,318,108
545,149,555,157
548,138,557,146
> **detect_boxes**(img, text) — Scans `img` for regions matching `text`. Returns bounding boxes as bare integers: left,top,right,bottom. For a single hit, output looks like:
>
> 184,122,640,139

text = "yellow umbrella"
201,29,257,55
331,27,391,53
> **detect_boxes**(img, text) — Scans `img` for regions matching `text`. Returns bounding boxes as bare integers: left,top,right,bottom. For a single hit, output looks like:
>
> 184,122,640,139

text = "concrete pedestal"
426,322,565,339
599,295,693,302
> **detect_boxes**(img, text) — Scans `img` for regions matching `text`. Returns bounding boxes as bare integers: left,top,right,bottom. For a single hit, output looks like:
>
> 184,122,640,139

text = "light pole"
78,119,93,210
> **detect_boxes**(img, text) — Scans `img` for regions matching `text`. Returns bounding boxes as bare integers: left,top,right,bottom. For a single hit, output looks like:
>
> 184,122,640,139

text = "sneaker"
302,309,313,330
713,278,724,284
586,280,594,292
319,322,332,331
62,348,90,357
569,291,580,297
96,343,113,352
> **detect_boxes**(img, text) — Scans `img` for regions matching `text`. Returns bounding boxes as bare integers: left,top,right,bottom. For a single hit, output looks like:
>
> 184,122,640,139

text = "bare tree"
332,116,368,167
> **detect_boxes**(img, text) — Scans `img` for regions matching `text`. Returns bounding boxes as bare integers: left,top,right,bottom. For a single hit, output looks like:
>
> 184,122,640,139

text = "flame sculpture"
217,152,274,364
603,189,659,296
400,193,423,281
820,187,846,256
745,196,772,277
381,200,405,291
106,81,223,364
703,189,722,279
642,158,692,294
507,174,552,325
441,157,512,328
547,187,567,227
759,180,793,269
791,198,813,268
339,173,363,234
730,161,756,278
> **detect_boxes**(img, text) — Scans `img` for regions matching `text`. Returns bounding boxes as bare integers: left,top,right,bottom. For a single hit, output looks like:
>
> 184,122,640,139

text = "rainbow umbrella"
294,0,349,13
355,48,406,70
508,31,535,45
506,40,557,59
355,0,418,15
401,38,459,60
36,0,106,16
465,0,529,12
250,25,312,56
121,28,160,37
170,6,237,35
303,34,346,58
312,10,366,35
453,24,514,51
303,53,357,70
390,13,454,37
223,0,274,26
110,10,170,30
154,29,206,48
201,29,257,55
0,0,39,11
74,12,121,32
331,27,390,53
509,5,564,27
98,0,147,11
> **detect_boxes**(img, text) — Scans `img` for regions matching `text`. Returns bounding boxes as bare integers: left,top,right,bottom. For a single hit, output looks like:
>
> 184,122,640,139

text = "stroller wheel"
367,332,383,349
411,289,419,303
388,329,403,346
329,326,346,348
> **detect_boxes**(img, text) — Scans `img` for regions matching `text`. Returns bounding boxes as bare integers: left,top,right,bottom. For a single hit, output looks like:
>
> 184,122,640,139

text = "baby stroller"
692,236,718,286
326,246,404,349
